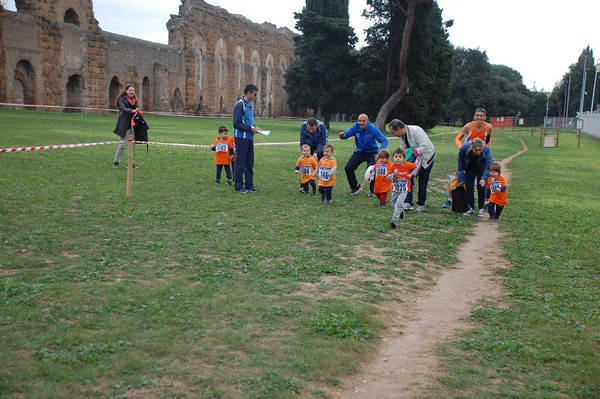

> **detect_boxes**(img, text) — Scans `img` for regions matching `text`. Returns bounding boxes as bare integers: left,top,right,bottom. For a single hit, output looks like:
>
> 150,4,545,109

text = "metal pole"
590,64,599,112
566,74,571,120
578,56,587,115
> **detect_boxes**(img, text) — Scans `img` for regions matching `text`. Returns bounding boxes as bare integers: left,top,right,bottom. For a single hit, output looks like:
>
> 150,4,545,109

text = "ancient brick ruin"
0,0,296,117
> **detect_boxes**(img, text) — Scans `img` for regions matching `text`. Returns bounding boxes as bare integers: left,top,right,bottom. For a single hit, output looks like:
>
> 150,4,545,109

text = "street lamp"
565,74,571,126
590,63,600,112
578,55,588,115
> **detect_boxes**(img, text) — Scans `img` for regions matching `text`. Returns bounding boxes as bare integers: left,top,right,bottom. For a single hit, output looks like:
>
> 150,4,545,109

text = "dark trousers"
465,168,486,210
234,137,254,190
318,186,333,201
301,180,316,194
405,158,435,206
215,165,232,182
488,202,504,219
344,152,376,190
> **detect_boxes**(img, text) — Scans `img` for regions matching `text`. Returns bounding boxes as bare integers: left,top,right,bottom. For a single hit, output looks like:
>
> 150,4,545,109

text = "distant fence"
576,112,600,139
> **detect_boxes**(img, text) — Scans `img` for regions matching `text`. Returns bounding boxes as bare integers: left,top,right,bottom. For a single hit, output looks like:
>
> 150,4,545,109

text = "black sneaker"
347,184,363,195
113,162,119,168
390,222,397,229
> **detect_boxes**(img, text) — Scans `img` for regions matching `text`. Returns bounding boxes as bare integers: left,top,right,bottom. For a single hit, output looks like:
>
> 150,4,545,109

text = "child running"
294,144,318,195
210,125,234,184
372,149,393,208
314,144,337,206
387,148,418,228
486,162,508,220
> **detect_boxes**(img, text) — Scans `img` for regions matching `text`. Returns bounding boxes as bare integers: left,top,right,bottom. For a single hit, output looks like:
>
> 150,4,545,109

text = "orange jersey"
213,138,233,165
295,155,318,184
373,160,393,194
455,122,492,148
487,175,508,206
469,122,489,142
316,156,337,187
388,161,417,193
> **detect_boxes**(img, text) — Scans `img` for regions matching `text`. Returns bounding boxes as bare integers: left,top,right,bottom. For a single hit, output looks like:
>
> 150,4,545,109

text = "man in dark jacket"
457,138,493,216
300,118,328,160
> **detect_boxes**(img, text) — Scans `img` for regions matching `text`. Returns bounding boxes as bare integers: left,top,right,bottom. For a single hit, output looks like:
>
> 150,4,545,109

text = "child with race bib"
372,149,393,208
387,147,418,228
486,162,508,220
294,144,318,195
313,144,337,206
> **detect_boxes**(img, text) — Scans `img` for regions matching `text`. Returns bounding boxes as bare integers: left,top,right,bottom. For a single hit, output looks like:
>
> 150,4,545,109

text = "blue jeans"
344,152,376,190
405,158,435,206
465,168,485,210
216,165,232,182
234,137,254,190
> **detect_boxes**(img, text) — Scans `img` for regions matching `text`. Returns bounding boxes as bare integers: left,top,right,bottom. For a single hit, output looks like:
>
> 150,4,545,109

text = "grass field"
1,109,599,398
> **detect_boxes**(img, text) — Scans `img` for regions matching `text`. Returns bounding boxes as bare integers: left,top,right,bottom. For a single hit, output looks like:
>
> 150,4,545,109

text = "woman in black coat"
113,84,139,168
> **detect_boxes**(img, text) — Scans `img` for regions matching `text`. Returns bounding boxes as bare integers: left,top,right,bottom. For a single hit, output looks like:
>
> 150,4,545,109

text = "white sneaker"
463,208,474,215
478,209,485,217
403,203,414,210
415,205,425,213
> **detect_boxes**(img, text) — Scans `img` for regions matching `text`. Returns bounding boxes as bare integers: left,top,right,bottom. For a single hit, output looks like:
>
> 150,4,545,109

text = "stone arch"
235,45,245,91
172,88,183,113
250,50,261,88
65,74,84,111
109,76,122,109
192,35,207,95
14,60,36,105
63,8,80,26
215,38,227,90
278,56,289,116
265,54,274,117
142,76,151,111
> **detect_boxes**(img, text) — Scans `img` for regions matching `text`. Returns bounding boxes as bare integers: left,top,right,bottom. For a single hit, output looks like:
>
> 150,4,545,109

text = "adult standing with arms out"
113,84,139,168
300,118,328,160
338,114,388,195
455,108,493,149
233,84,262,193
388,119,436,212
457,138,493,216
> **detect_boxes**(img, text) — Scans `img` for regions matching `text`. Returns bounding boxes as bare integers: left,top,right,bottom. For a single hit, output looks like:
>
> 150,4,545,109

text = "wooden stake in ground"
126,131,134,198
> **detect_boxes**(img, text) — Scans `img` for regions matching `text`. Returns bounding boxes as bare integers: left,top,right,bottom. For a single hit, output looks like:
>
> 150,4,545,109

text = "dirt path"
332,141,528,399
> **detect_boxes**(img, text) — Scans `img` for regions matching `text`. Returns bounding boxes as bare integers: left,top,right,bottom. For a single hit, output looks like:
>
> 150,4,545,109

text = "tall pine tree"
284,0,357,126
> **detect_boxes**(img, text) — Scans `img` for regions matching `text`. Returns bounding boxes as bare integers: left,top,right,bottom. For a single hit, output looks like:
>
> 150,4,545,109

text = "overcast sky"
4,0,598,92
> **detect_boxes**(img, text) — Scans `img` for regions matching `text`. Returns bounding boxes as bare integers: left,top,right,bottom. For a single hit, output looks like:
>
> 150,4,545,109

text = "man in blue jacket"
338,114,388,194
300,118,328,160
233,83,262,193
457,138,493,216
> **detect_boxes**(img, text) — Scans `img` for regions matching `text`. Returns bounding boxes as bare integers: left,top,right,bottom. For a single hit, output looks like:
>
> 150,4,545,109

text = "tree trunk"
375,0,426,132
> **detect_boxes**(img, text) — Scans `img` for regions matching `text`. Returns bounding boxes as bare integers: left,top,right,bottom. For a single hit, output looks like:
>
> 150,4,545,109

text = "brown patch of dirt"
329,141,527,399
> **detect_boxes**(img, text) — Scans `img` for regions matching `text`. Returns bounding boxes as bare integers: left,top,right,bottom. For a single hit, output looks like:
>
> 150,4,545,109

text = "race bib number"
319,167,332,182
300,165,312,175
393,179,408,192
375,164,388,176
490,181,502,193
215,143,228,152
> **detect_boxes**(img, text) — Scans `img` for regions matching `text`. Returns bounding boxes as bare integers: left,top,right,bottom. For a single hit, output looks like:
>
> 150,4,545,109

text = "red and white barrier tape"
0,141,120,153
1,140,308,154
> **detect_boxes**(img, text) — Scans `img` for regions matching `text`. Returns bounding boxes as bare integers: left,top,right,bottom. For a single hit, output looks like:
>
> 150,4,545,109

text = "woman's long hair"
115,83,137,108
